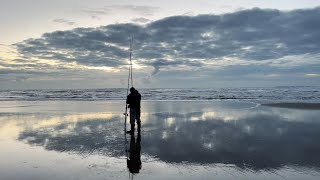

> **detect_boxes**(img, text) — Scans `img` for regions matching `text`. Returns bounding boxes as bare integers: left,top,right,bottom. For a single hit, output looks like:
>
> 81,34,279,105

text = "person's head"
130,87,136,93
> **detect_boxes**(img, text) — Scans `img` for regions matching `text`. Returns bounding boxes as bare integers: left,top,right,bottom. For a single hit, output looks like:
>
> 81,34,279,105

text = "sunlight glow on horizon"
1,1,319,89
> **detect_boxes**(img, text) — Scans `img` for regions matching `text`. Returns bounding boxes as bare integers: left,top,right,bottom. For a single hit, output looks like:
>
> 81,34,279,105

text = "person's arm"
127,94,131,107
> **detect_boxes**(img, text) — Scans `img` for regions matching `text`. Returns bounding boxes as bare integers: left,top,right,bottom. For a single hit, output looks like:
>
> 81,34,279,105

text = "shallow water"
0,101,320,180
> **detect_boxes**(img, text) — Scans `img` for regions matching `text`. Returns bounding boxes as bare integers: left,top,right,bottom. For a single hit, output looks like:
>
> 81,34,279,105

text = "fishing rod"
124,34,134,158
130,35,133,87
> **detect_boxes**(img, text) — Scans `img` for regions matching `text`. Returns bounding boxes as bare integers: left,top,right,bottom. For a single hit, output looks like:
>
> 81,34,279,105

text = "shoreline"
263,103,320,110
0,101,320,112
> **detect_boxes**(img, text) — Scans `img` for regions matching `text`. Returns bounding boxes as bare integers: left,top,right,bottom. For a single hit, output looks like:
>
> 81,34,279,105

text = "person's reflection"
127,126,142,174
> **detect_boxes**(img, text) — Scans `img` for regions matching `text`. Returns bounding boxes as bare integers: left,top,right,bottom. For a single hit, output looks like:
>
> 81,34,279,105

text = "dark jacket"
126,90,141,108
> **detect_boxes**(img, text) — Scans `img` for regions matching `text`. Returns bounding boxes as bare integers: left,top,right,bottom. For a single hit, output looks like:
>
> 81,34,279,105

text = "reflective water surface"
0,101,320,180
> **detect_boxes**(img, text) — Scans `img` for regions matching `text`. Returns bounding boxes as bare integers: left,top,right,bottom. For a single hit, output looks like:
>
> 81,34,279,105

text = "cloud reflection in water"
18,105,320,172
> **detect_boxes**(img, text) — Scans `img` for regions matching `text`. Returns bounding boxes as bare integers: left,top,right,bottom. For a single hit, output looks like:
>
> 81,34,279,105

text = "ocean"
1,86,319,103
1,86,320,180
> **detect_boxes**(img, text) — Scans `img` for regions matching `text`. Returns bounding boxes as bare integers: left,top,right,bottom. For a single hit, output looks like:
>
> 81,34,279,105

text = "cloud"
81,5,160,18
145,59,204,75
105,5,159,16
8,7,320,87
53,19,76,26
306,73,320,77
131,17,150,24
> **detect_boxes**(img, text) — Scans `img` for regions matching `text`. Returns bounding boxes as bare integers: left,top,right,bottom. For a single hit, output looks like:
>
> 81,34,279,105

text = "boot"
127,124,135,135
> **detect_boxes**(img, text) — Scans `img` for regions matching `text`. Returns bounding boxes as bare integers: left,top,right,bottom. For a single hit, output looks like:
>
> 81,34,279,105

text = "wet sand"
263,102,320,110
1,101,320,180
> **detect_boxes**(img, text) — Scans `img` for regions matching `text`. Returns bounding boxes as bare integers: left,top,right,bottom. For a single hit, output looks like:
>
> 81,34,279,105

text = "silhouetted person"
126,87,141,135
127,127,141,174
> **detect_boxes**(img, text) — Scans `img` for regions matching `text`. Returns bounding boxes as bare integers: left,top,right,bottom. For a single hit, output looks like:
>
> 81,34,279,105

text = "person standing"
126,87,141,134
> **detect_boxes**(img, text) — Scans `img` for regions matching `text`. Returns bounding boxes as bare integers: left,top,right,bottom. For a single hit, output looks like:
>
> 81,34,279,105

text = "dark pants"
130,107,141,130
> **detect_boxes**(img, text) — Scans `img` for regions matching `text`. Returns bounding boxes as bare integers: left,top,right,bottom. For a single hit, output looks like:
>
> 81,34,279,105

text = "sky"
1,0,320,89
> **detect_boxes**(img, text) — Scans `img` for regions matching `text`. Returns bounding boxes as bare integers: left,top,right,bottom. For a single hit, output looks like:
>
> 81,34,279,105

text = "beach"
1,100,320,180
263,102,320,110
2,0,320,178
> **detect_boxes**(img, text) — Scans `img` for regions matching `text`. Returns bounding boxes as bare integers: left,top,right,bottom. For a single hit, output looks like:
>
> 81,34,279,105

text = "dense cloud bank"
15,7,320,73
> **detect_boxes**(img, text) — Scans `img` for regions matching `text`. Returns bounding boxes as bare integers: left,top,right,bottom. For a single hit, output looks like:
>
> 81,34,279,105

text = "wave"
0,87,319,103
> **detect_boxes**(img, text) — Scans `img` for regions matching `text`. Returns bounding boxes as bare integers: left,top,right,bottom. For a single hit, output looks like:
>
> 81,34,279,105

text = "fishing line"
125,35,134,159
